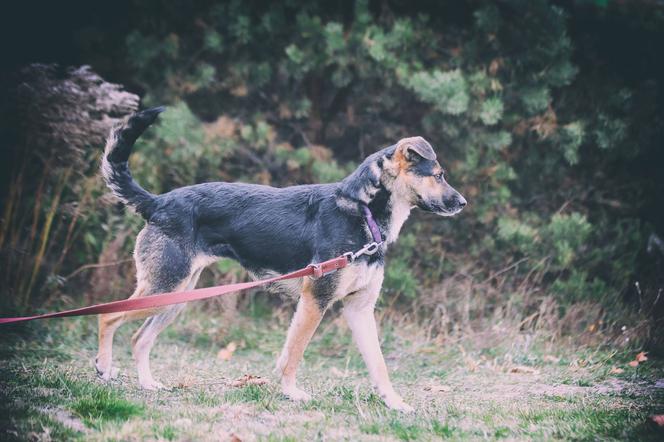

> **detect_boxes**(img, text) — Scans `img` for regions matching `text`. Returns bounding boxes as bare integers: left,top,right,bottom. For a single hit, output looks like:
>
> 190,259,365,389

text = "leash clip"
346,241,382,262
359,241,381,256
309,241,382,280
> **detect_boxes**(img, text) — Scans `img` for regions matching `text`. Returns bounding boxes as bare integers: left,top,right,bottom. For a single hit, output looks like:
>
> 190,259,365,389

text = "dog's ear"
396,137,436,163
336,152,384,209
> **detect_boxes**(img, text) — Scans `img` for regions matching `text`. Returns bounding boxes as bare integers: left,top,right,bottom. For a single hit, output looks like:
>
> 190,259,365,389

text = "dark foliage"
0,0,663,349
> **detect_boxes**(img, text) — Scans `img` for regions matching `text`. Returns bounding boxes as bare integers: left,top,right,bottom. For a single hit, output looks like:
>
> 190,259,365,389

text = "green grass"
192,389,225,407
70,389,143,428
152,423,178,441
432,420,459,438
1,306,662,441
223,384,277,410
388,417,423,441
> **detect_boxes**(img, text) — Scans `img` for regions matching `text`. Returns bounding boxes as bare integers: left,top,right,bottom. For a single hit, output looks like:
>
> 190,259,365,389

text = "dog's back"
149,181,358,274
102,107,365,275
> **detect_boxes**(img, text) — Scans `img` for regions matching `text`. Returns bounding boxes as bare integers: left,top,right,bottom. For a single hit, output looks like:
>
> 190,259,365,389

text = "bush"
3,0,663,346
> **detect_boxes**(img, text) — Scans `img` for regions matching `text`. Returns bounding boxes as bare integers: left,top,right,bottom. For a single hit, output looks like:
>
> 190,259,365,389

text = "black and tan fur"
96,107,466,411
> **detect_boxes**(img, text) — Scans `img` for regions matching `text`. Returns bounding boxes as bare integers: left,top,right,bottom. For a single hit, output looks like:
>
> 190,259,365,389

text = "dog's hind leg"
95,226,201,387
131,267,204,390
95,277,193,383
96,312,124,380
96,280,152,380
275,279,324,401
130,305,185,390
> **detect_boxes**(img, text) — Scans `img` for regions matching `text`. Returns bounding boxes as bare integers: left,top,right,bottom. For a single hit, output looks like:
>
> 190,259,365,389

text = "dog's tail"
101,106,165,219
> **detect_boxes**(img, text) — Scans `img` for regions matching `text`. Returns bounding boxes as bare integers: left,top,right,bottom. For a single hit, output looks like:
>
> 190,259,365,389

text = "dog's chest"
385,199,412,244
332,261,384,301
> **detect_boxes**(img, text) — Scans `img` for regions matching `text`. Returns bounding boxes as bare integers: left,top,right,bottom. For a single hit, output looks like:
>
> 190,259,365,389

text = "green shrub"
5,0,662,343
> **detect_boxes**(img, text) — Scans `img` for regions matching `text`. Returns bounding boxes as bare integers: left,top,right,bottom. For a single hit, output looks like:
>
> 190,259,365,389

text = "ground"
1,298,663,441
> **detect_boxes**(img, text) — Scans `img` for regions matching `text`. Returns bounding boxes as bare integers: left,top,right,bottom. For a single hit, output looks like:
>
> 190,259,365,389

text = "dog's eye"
434,172,444,182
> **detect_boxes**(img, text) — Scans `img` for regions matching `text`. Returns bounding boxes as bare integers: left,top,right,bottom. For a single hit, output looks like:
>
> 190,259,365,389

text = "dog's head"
337,136,466,216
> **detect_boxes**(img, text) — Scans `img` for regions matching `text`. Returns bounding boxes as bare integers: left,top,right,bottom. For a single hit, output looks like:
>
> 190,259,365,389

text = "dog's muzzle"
419,192,467,216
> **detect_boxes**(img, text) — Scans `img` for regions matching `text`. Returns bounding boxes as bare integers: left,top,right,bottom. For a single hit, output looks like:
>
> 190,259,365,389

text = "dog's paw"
95,360,119,381
282,386,312,401
383,395,415,413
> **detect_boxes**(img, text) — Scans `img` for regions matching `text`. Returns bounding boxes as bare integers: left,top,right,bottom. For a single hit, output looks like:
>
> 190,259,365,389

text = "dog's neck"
367,185,412,245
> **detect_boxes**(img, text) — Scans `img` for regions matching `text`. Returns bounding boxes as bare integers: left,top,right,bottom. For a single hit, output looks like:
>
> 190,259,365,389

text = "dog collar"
341,204,383,263
361,204,383,244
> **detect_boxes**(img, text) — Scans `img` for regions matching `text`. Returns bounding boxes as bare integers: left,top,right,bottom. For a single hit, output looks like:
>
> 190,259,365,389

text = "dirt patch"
593,378,662,397
420,374,590,402
201,404,328,441
39,407,87,433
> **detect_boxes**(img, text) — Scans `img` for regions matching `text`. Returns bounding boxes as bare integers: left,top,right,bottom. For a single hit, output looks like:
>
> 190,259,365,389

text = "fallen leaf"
230,433,243,442
651,415,664,427
628,360,639,367
175,374,196,388
424,384,452,393
609,367,625,374
217,341,238,361
510,366,540,375
636,351,649,362
229,374,267,388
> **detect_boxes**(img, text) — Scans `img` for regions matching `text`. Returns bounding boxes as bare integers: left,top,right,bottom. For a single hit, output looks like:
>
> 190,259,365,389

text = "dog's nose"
458,195,467,208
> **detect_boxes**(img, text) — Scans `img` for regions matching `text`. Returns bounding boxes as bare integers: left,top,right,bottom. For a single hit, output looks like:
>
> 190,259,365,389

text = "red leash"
0,255,349,325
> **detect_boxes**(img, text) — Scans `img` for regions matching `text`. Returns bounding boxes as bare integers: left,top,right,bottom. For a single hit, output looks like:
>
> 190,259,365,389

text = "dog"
96,107,466,412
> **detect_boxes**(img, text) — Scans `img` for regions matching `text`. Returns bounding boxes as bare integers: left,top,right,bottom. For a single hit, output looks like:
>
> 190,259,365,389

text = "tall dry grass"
0,64,138,312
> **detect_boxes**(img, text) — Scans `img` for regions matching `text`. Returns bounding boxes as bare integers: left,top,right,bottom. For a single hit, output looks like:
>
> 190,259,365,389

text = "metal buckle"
307,263,324,280
307,262,343,280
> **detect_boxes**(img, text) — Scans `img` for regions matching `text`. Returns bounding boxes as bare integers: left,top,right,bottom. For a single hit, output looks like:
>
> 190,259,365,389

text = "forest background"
1,0,663,351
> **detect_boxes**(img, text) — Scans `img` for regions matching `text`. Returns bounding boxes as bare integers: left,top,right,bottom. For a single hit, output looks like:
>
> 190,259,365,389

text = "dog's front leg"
275,280,324,401
342,281,414,413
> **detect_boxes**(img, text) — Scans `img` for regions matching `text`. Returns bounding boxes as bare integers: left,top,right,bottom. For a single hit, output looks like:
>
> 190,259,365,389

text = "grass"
1,303,663,441
70,389,143,428
224,384,278,410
